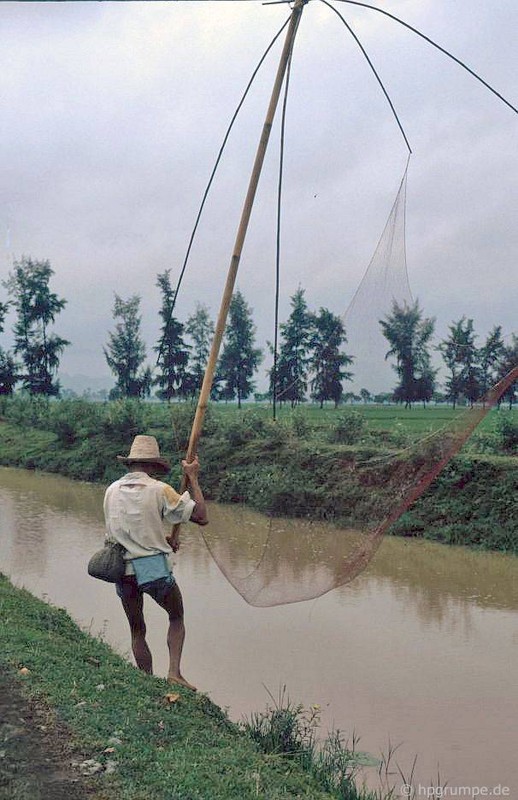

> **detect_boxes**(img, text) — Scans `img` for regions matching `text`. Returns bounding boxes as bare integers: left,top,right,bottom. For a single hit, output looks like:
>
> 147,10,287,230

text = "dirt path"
0,669,101,800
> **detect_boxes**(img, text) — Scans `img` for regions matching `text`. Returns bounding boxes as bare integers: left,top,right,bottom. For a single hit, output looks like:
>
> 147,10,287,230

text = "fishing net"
188,163,516,608
177,160,516,608
200,368,517,607
343,161,413,394
167,9,518,608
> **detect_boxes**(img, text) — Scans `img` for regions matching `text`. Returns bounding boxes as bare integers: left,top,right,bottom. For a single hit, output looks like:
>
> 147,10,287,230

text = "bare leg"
167,617,187,683
120,588,153,674
156,582,196,691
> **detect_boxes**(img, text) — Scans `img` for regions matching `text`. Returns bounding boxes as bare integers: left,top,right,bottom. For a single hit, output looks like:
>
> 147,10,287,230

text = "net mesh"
201,368,517,607
190,161,516,608
343,161,413,394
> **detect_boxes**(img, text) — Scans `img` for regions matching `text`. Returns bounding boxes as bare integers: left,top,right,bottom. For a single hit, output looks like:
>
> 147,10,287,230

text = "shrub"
495,412,518,453
47,400,103,447
328,411,366,445
4,396,51,428
219,410,270,448
101,400,145,442
289,410,312,439
216,464,281,507
167,403,198,451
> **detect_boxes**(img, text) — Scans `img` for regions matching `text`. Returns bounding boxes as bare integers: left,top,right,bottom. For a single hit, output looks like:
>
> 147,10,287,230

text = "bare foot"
168,674,197,692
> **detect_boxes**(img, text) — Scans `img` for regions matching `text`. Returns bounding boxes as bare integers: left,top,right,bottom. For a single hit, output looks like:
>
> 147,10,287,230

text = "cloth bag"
131,553,171,588
88,541,126,583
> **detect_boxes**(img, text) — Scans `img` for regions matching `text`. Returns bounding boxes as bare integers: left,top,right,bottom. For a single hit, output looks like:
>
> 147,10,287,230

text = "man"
103,434,208,691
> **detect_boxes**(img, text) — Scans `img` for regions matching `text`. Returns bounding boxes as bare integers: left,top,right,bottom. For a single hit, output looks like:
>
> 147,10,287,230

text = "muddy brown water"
1,466,517,795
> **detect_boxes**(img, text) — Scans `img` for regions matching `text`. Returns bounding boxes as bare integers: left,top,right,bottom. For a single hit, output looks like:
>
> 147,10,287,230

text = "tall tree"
497,334,518,409
218,290,262,408
478,325,505,400
154,270,190,401
309,309,353,408
439,317,480,408
104,294,151,399
185,303,214,396
414,362,436,408
6,257,69,396
380,299,436,409
271,287,313,408
0,300,17,395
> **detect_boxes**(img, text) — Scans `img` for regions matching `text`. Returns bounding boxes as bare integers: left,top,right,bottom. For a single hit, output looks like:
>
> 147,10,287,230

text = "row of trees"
97,286,518,409
103,272,263,406
380,301,517,408
104,276,349,407
269,288,351,407
1,257,516,407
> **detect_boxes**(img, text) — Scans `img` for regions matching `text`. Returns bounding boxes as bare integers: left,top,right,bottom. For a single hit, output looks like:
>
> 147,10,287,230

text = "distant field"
210,402,508,436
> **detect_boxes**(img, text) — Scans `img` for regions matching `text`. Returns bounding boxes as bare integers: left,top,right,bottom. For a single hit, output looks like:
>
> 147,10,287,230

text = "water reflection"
202,516,366,606
1,466,517,619
0,468,106,588
1,466,517,793
205,502,518,617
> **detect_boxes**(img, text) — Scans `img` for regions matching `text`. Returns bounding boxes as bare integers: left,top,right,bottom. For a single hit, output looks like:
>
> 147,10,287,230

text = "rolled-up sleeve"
162,485,195,524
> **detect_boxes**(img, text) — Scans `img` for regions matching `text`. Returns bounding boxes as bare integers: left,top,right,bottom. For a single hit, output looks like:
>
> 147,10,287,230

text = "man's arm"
182,456,208,526
166,456,208,552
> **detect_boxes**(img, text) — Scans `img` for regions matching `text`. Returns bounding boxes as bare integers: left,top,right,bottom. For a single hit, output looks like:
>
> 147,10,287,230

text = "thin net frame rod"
156,14,292,364
335,0,518,116
320,0,411,154
272,50,294,421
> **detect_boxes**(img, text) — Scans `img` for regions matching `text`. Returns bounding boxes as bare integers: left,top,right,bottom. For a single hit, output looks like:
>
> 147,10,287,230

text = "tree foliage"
6,257,69,396
219,290,262,409
154,271,190,401
104,294,151,399
309,309,353,407
185,303,214,397
478,325,505,400
271,287,313,408
0,300,17,395
497,334,518,409
439,317,480,408
380,299,436,408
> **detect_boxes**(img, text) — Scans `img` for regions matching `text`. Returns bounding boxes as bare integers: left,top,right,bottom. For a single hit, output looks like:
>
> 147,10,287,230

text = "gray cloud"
0,0,516,389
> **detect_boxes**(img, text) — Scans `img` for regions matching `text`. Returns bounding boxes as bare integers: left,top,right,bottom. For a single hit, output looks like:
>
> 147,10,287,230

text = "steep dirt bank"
0,669,100,800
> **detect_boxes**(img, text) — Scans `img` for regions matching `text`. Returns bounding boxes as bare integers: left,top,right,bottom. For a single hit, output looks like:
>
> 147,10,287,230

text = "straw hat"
117,435,170,472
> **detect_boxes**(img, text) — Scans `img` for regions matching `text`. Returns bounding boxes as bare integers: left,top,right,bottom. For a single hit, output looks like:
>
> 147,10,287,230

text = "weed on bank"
0,574,386,800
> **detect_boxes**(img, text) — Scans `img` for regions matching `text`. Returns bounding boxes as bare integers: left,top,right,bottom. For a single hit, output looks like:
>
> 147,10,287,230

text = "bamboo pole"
174,0,307,504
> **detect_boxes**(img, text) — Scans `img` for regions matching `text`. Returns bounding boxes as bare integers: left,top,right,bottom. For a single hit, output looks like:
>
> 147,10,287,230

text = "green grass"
0,574,383,800
391,455,518,552
0,396,516,554
193,401,513,452
211,401,501,432
242,687,381,800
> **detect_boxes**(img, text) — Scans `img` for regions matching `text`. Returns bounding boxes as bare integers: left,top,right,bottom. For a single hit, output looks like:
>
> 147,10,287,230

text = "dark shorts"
116,573,176,605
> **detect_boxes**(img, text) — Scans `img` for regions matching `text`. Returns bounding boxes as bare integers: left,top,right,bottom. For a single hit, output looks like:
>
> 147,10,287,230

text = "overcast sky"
0,0,516,392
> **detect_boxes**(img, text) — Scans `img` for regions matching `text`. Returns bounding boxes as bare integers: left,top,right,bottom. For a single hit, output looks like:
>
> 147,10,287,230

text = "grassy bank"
0,574,382,800
0,396,516,554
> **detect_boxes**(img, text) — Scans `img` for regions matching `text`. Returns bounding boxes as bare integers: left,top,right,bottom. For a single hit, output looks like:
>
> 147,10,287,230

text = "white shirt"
103,471,195,575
